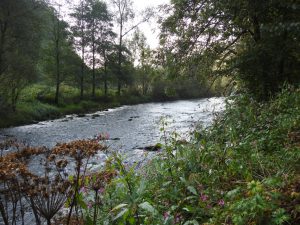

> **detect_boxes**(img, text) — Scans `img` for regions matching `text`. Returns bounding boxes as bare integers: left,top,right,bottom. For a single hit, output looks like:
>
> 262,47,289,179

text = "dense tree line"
3,0,295,114
0,0,214,115
0,0,46,111
160,0,300,100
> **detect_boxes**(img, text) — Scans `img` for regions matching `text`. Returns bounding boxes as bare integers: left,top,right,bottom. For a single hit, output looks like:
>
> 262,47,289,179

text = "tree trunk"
0,21,7,76
92,23,96,98
80,42,85,100
80,0,85,100
104,59,108,96
117,22,123,96
54,31,60,105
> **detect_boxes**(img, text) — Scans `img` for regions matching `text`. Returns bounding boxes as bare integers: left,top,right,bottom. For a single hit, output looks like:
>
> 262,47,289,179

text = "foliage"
98,87,299,224
0,0,47,111
160,0,300,100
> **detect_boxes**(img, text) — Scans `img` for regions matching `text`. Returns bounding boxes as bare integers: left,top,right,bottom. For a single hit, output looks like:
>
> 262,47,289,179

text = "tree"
97,25,116,96
0,0,46,111
129,30,153,95
160,0,300,100
70,0,89,100
85,0,113,98
112,0,153,95
47,5,71,104
111,0,134,96
41,5,80,104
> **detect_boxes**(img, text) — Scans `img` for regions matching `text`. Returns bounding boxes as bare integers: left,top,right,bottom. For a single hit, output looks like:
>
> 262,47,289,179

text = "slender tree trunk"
117,21,123,96
92,23,96,98
54,18,60,105
104,59,108,96
11,86,18,112
81,51,84,100
0,21,7,75
80,0,85,100
55,48,60,105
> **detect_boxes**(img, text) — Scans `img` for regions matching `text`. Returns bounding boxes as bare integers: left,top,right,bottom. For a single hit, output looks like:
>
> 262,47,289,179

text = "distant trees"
112,0,154,96
71,0,89,100
160,0,300,100
130,30,154,95
41,5,73,105
111,0,135,96
0,0,235,116
96,23,116,96
85,0,114,98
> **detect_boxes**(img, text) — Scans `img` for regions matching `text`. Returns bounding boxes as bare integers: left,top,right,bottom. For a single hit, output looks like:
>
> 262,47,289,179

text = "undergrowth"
101,87,300,225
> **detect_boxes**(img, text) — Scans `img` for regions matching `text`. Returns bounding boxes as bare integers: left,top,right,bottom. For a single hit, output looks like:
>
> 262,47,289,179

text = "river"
0,97,225,166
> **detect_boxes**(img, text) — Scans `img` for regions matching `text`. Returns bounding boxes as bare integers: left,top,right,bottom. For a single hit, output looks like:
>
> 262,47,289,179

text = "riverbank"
0,88,215,129
96,87,299,224
132,87,300,224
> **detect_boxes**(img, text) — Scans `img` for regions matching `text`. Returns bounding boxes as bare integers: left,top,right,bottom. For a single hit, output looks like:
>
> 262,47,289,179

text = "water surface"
0,97,225,165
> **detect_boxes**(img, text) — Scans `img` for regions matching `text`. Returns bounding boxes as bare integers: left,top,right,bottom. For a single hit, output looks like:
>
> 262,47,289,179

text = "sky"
51,0,170,48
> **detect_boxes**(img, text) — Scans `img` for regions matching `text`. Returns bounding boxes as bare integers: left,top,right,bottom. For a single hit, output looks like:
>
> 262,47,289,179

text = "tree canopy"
160,0,300,99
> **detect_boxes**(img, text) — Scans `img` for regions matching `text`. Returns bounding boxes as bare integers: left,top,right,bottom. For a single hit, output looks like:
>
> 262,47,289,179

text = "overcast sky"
51,0,170,48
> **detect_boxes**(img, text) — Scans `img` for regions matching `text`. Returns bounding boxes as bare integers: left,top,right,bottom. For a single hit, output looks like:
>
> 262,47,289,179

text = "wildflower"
200,193,208,202
218,199,225,207
98,187,105,194
207,204,212,209
174,213,182,223
163,211,169,220
80,187,87,194
87,201,93,209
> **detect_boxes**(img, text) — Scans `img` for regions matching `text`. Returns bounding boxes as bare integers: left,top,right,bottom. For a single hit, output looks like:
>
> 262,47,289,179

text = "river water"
0,97,225,165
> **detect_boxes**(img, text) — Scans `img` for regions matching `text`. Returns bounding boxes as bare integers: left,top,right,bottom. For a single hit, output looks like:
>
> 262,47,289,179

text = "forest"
0,0,299,224
0,0,220,128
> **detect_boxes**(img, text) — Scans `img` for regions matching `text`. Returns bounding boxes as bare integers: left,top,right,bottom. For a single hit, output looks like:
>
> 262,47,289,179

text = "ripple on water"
0,97,225,153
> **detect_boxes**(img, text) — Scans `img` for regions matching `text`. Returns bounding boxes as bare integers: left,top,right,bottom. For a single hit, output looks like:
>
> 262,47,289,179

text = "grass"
0,85,151,128
0,83,214,128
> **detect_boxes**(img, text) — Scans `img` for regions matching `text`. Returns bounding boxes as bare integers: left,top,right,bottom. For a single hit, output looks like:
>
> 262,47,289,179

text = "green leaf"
183,206,195,213
180,177,187,184
111,203,128,212
163,181,172,187
226,187,241,198
183,220,199,225
187,186,198,195
139,201,158,215
77,194,87,210
113,208,128,221
85,215,93,225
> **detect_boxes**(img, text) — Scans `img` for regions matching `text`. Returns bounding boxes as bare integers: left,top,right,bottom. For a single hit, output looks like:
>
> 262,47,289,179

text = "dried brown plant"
51,139,106,225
